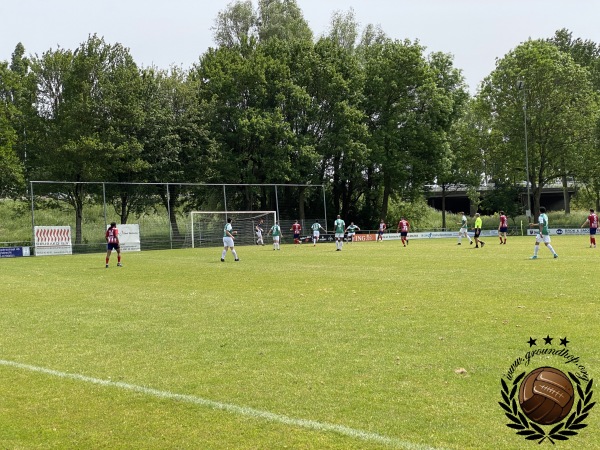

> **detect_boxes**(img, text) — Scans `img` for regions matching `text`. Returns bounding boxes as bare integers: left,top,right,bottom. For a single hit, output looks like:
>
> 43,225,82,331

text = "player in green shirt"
457,211,472,245
311,220,326,246
221,217,239,262
345,222,360,244
529,206,558,259
473,213,485,248
333,215,346,251
267,221,282,250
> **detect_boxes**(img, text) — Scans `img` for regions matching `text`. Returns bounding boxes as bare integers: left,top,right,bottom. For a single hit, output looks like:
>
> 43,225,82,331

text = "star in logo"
527,337,537,347
543,335,553,345
560,337,569,347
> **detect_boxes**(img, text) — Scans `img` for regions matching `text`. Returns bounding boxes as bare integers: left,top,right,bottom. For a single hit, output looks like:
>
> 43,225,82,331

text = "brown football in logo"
519,367,574,425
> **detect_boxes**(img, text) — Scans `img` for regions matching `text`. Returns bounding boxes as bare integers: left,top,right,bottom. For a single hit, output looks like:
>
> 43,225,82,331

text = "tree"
359,38,457,222
436,100,484,226
212,0,257,48
306,37,367,219
476,39,599,215
0,61,25,196
256,0,313,43
138,66,213,240
549,29,600,211
213,0,312,49
326,8,359,52
28,35,146,243
425,51,471,228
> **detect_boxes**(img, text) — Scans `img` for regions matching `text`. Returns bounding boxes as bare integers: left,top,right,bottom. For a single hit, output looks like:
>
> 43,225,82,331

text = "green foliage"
5,18,600,233
386,196,433,230
0,61,25,196
476,39,599,215
480,182,521,217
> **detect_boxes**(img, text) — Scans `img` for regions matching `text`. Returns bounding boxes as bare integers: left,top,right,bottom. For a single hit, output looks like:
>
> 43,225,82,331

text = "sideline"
0,359,446,450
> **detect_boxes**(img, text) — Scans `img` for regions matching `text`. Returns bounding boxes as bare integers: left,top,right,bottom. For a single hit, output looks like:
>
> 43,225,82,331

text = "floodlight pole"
517,80,532,218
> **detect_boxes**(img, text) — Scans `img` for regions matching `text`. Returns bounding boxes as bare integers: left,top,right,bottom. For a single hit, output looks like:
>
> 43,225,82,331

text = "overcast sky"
2,0,599,93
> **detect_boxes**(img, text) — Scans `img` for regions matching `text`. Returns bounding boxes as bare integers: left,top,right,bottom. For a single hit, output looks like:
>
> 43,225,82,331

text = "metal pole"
523,96,532,218
30,181,35,254
518,80,532,218
102,182,107,229
275,185,279,221
322,185,327,232
167,183,173,249
223,185,228,220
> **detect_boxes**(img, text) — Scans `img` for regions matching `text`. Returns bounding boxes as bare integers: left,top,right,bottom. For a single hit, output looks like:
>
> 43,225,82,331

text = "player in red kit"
396,217,410,247
581,208,598,248
498,211,508,244
105,222,122,268
290,220,302,244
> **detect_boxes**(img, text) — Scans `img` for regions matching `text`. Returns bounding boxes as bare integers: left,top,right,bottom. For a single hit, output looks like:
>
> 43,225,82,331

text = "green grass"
1,236,599,449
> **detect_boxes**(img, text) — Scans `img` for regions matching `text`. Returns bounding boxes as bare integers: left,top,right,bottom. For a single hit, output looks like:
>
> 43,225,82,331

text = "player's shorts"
590,228,597,235
313,231,320,238
378,230,384,236
474,229,481,237
335,232,344,239
256,231,262,238
223,237,234,247
293,233,300,239
273,236,280,243
400,232,408,237
347,233,355,238
459,227,468,235
535,233,551,244
107,243,119,251
499,227,508,233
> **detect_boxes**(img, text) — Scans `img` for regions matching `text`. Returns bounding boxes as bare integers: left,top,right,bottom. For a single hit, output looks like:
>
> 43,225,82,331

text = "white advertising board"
34,226,72,256
108,224,141,252
527,228,589,236
383,230,498,240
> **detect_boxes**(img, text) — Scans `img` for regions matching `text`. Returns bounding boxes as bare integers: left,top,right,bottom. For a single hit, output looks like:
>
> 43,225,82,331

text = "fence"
29,181,327,254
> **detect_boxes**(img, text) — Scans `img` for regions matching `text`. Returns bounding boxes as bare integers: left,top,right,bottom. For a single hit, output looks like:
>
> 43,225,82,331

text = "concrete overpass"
425,183,576,214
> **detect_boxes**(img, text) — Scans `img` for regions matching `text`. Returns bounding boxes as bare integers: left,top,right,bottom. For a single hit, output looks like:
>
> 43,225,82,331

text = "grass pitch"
1,236,599,449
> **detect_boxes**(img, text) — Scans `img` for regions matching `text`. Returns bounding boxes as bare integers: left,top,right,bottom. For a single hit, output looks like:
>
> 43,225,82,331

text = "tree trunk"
381,172,391,221
298,187,305,222
120,192,129,224
71,183,84,245
562,175,570,214
533,185,542,218
441,184,447,230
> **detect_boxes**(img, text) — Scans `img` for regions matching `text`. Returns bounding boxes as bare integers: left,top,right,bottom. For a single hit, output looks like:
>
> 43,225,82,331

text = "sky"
2,0,599,93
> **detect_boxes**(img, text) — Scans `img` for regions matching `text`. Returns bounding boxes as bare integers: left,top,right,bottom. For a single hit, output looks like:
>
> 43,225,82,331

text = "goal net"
190,211,277,248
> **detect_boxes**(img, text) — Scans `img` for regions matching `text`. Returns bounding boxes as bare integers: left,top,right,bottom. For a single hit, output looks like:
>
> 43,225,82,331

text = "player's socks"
232,249,238,260
105,257,109,264
221,250,227,259
547,244,556,255
533,246,540,257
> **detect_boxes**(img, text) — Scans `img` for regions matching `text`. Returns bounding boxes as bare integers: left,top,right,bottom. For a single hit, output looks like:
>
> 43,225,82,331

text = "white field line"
1,359,446,450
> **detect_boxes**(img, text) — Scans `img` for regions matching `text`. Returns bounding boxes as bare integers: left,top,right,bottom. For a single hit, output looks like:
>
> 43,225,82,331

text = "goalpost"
190,211,277,248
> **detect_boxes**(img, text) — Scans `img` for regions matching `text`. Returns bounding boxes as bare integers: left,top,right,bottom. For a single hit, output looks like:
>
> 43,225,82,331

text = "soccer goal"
190,211,277,248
